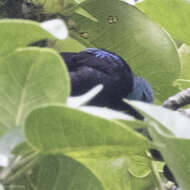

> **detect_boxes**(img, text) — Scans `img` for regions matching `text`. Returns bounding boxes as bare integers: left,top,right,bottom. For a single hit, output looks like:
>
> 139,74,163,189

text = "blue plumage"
85,48,121,61
61,48,154,119
127,77,154,103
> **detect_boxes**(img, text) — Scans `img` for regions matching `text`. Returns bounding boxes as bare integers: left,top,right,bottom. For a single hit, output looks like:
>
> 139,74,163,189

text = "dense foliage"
0,0,190,190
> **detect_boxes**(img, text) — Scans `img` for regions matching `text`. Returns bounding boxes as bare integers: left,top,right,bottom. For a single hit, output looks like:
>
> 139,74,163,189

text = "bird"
61,48,178,185
60,48,154,119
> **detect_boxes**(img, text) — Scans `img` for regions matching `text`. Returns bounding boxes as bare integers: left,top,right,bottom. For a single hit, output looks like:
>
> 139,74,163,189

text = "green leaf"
174,44,190,89
0,48,70,132
24,105,156,189
0,19,54,56
128,101,190,189
137,0,190,45
51,37,86,52
69,0,180,101
12,142,34,157
4,154,104,190
25,105,148,154
153,135,190,190
77,156,155,190
127,155,151,178
127,101,190,138
179,44,190,78
175,79,190,90
25,106,148,154
75,7,98,22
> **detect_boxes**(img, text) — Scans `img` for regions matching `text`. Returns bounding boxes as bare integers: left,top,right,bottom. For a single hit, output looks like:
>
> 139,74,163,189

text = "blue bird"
61,48,154,119
61,49,178,185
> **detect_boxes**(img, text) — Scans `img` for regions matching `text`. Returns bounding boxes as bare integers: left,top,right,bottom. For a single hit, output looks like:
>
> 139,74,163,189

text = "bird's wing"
61,51,112,73
69,65,111,96
61,49,132,74
61,49,134,98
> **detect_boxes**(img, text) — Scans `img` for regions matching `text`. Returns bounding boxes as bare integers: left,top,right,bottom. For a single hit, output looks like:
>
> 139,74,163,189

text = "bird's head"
127,77,154,103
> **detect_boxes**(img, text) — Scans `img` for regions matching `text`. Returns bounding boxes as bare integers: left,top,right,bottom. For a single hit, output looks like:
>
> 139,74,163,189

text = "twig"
162,88,190,110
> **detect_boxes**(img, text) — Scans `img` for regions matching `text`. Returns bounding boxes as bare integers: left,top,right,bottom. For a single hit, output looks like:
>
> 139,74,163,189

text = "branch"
162,88,190,110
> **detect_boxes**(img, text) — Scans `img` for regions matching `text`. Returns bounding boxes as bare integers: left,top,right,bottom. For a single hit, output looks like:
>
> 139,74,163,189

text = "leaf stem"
151,160,164,190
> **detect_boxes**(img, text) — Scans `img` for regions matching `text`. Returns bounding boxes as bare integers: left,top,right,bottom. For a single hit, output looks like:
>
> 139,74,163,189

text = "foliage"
136,0,190,46
0,0,190,190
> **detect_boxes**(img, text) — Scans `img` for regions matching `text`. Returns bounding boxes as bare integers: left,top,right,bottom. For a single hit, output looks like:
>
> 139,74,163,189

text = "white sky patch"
121,0,144,5
0,154,9,167
41,19,68,40
0,128,25,167
121,0,136,5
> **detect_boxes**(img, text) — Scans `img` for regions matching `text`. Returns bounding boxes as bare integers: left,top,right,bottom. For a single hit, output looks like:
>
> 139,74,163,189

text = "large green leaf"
128,101,190,138
128,101,190,190
25,105,148,154
24,105,156,189
150,134,190,190
137,0,190,45
4,154,104,190
77,156,155,190
0,19,54,56
69,0,180,101
0,48,70,132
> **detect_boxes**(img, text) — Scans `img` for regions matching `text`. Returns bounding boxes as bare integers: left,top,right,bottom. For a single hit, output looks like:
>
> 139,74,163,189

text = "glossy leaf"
25,105,148,153
137,0,190,46
69,0,180,101
4,154,104,190
77,156,155,190
151,134,190,190
128,101,190,190
127,101,190,138
0,48,70,132
24,105,156,189
52,37,86,52
0,19,54,56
